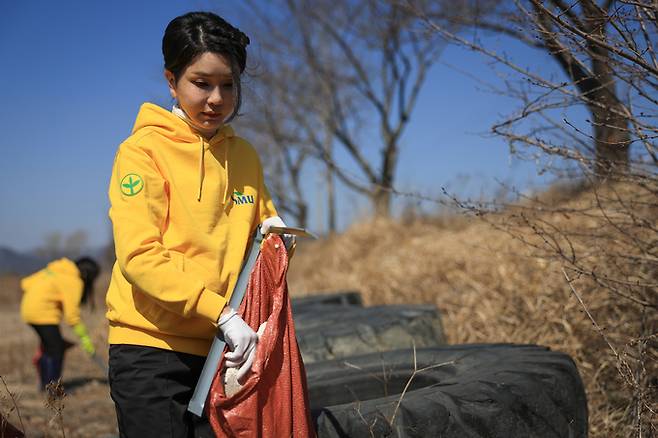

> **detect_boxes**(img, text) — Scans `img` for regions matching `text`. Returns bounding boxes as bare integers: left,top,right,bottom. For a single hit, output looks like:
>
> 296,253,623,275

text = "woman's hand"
218,309,258,372
261,216,295,251
73,322,96,356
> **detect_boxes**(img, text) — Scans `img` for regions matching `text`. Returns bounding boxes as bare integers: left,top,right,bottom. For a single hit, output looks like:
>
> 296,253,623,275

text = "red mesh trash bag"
207,235,316,438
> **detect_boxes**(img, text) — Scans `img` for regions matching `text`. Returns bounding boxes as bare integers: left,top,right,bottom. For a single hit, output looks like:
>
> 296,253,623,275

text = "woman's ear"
164,69,177,99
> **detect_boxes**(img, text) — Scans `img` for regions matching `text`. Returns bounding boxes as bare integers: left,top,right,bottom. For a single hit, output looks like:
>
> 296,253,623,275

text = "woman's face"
165,52,236,136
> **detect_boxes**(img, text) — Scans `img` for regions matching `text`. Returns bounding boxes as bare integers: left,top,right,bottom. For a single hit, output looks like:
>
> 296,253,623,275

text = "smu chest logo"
231,190,254,205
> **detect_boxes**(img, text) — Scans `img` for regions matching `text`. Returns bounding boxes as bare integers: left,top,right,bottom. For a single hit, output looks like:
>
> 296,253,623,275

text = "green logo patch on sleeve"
120,173,144,196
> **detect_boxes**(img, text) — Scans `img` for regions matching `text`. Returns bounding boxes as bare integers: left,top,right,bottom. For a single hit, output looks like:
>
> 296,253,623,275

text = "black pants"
109,344,213,438
30,324,66,389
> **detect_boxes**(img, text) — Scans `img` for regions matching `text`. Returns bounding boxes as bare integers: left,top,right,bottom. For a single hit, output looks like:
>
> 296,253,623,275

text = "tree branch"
530,0,658,76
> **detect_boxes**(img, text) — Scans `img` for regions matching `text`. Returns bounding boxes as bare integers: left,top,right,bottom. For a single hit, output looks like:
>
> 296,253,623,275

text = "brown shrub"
288,182,657,438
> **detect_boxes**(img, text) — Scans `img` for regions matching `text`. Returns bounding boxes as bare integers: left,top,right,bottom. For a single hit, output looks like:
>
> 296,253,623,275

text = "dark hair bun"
163,11,250,75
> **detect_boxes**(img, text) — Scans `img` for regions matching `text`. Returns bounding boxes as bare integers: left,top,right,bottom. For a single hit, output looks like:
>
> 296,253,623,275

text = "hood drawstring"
173,104,207,202
222,143,229,205
172,105,230,203
198,137,205,202
198,135,230,204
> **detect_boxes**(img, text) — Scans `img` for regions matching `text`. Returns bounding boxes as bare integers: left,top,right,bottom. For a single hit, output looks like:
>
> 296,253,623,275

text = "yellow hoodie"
20,258,84,326
106,103,277,356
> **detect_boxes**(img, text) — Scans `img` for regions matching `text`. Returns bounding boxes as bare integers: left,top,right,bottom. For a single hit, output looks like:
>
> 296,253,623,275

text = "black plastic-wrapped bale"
291,291,363,314
294,305,446,363
306,344,588,438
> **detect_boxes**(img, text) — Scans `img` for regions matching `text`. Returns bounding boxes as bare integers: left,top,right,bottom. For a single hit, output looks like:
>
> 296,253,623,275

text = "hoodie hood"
132,103,234,144
20,257,85,326
132,103,235,202
21,258,78,291
47,258,79,276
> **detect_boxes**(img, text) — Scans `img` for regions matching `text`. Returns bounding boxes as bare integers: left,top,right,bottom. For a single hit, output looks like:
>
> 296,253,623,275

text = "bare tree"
63,229,88,258
35,229,88,260
35,232,63,260
237,87,311,227
244,0,454,216
410,0,658,178
408,2,658,435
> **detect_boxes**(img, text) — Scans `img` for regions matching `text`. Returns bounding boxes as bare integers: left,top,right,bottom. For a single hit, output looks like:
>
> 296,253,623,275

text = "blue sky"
0,0,567,252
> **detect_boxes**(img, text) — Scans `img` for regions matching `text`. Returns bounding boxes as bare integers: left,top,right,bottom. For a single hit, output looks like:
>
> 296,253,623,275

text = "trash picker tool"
89,353,108,374
266,226,318,239
187,227,263,416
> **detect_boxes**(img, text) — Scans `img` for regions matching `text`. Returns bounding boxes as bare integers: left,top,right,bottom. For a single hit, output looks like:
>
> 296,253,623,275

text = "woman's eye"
194,81,209,88
222,83,234,89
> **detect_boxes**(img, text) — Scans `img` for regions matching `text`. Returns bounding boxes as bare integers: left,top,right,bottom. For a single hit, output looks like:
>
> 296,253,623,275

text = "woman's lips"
203,112,222,119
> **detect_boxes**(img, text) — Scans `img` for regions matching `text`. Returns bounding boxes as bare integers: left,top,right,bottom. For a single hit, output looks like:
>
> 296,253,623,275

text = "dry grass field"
0,272,116,437
1,183,655,437
286,183,657,438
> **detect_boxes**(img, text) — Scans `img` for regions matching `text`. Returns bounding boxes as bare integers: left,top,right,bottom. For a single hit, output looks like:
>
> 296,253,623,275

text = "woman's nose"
207,86,223,105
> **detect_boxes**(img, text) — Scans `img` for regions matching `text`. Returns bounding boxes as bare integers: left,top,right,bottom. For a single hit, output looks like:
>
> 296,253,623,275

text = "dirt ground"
0,275,117,438
0,270,327,437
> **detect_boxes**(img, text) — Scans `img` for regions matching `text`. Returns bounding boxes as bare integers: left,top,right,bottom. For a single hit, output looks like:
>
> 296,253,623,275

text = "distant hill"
0,247,48,276
0,246,111,276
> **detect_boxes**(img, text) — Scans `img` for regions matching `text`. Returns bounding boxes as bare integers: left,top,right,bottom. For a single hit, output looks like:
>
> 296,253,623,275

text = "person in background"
20,256,100,390
105,11,292,437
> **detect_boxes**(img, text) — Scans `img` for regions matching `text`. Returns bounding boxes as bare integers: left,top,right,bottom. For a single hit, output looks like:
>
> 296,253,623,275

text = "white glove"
261,216,285,234
222,322,268,392
261,216,295,251
235,322,267,383
219,309,258,372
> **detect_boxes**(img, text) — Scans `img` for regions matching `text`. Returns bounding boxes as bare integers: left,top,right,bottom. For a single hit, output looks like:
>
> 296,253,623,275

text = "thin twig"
388,342,455,426
562,268,637,390
0,375,25,435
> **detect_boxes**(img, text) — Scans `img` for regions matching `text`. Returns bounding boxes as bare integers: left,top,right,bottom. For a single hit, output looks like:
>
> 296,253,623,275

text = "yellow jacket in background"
106,103,277,356
20,258,84,326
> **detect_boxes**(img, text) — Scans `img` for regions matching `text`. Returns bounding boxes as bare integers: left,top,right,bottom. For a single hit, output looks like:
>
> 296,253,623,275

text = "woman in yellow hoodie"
20,257,100,390
106,11,291,437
